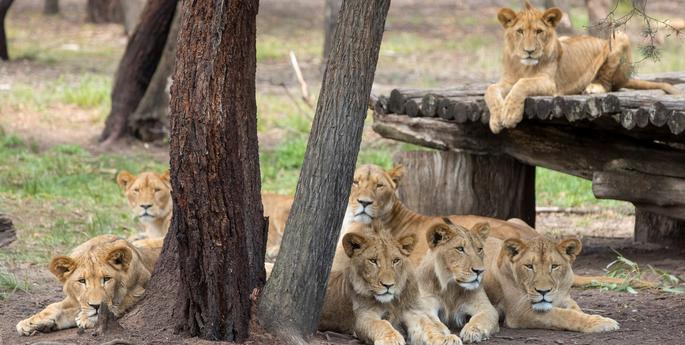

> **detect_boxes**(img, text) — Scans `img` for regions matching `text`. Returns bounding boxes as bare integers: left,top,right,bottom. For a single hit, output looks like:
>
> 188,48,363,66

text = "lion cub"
482,236,619,333
320,228,461,345
416,220,499,343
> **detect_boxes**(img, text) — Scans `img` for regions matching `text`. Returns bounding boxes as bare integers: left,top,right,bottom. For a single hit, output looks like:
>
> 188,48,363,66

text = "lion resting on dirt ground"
16,235,162,335
320,226,461,345
417,220,499,343
485,0,681,134
116,170,292,259
482,236,619,333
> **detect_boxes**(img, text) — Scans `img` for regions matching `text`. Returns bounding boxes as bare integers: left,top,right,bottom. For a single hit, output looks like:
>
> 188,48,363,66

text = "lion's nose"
358,200,373,207
89,303,101,311
140,204,153,210
524,48,535,55
535,288,551,296
381,282,394,290
472,268,484,275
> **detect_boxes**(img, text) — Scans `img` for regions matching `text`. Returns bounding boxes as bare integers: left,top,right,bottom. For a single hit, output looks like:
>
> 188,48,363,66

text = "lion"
16,235,161,335
117,170,292,258
485,0,681,133
117,170,172,239
341,164,538,266
481,235,619,332
416,220,499,343
320,226,461,345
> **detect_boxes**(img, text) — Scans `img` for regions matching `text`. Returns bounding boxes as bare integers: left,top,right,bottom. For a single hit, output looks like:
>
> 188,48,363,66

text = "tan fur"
321,227,461,345
339,164,538,267
16,235,161,335
117,170,172,239
486,2,681,133
417,221,499,343
482,236,619,333
262,193,294,260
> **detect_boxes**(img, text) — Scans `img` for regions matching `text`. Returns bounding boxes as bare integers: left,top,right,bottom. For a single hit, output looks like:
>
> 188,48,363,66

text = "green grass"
0,130,166,265
0,268,29,300
536,168,626,208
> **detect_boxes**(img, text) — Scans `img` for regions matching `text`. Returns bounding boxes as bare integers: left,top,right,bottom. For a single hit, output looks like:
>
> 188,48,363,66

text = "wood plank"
592,170,685,207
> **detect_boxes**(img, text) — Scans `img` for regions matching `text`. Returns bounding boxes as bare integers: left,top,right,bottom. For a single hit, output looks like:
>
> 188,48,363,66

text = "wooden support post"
635,208,685,247
393,150,536,227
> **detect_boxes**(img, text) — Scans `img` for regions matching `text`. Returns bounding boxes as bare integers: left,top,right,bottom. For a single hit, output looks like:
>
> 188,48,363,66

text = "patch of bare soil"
2,238,684,345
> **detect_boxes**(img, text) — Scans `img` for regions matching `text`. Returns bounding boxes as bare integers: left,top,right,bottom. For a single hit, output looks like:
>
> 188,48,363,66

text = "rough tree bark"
257,0,391,343
123,0,267,342
86,0,122,23
322,0,342,68
44,0,59,15
0,0,14,61
394,151,536,227
99,0,177,145
585,0,611,38
128,10,179,142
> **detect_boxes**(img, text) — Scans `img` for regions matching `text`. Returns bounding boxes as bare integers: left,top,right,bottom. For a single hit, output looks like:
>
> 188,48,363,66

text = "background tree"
86,0,122,23
44,0,58,15
0,0,14,61
122,0,267,342
258,0,391,342
585,0,612,37
322,0,342,68
100,0,177,145
544,0,574,35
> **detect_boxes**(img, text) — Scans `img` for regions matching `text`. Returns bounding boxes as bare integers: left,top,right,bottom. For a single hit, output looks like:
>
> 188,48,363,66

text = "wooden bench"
372,72,685,246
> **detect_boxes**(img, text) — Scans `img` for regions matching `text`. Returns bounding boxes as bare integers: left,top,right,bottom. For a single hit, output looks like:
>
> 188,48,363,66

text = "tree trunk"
635,208,685,247
128,9,179,142
585,0,611,38
257,0,391,342
120,0,147,36
322,0,342,68
86,0,123,23
394,151,536,227
44,0,59,15
0,0,14,61
544,0,574,35
99,0,177,145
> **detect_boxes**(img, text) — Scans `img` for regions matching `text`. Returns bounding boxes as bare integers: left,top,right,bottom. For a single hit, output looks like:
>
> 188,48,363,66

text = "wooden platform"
372,72,685,245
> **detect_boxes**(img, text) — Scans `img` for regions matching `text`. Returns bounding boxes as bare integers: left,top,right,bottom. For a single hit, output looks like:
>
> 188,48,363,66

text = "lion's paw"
375,331,406,345
584,315,619,333
16,317,56,336
75,310,97,329
459,324,489,343
434,333,462,345
489,117,503,134
500,99,525,129
584,83,607,94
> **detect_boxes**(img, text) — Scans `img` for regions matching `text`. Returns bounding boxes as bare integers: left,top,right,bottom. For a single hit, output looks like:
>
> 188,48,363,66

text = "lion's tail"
623,79,682,95
573,274,656,289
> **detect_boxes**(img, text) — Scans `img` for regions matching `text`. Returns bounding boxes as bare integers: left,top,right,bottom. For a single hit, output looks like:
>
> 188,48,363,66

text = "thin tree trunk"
0,0,14,61
257,0,391,342
322,0,342,68
123,0,266,341
44,0,59,15
128,10,179,142
585,0,611,38
86,0,123,23
100,0,177,145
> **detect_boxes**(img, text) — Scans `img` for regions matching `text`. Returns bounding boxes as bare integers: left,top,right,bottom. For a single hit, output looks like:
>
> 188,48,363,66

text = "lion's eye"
392,258,400,265
478,248,484,254
369,258,378,265
133,188,140,193
103,276,111,283
524,264,534,270
516,28,524,35
154,188,161,193
535,29,543,34
551,264,560,271
455,246,465,253
376,183,384,189
352,180,359,186
78,278,86,284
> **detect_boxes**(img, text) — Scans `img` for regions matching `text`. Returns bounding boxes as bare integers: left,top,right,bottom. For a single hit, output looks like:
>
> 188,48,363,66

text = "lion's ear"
387,165,405,186
49,256,76,283
159,170,172,189
106,246,133,271
557,238,582,262
503,238,527,262
543,7,563,27
343,233,368,258
426,223,454,249
471,222,491,241
497,8,517,28
398,234,416,256
116,171,135,190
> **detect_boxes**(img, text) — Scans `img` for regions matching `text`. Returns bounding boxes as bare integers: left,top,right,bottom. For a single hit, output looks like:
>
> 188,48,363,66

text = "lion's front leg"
484,82,512,134
458,308,499,343
500,77,556,130
16,298,79,336
404,310,462,345
507,307,619,333
355,311,405,345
